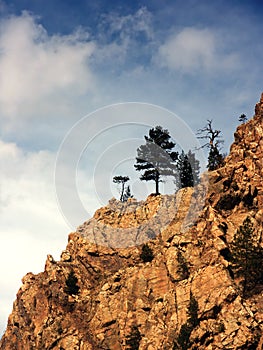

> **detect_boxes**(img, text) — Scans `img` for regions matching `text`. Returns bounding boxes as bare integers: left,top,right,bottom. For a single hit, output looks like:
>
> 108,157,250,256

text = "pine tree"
134,126,177,195
186,150,200,185
230,217,263,295
238,114,248,124
176,150,200,189
207,146,224,171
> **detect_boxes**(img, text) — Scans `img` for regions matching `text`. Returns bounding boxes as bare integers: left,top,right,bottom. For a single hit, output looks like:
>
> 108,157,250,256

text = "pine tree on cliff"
238,113,248,124
134,126,177,195
230,217,263,295
176,150,200,188
197,119,224,170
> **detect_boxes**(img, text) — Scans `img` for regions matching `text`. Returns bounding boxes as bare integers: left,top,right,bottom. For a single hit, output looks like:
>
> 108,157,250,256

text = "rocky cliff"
1,94,263,350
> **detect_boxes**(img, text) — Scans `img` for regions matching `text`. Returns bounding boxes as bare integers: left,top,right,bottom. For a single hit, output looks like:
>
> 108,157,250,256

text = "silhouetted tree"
197,119,224,170
113,175,130,202
176,150,200,189
230,217,263,295
134,126,177,195
123,185,133,201
186,150,200,185
239,114,248,124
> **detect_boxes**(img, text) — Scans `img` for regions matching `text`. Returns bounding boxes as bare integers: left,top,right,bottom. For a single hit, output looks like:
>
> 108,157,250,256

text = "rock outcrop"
1,94,263,350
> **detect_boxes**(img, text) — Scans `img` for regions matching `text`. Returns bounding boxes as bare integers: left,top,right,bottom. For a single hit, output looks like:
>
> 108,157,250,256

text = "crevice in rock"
219,248,232,262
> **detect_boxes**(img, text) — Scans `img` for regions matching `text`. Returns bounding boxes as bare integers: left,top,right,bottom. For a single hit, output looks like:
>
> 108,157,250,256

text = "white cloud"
93,7,153,67
0,12,95,121
99,6,153,42
157,27,238,73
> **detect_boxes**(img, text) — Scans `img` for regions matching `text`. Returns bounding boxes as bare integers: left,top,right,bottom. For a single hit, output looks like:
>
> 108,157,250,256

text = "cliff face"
1,94,263,350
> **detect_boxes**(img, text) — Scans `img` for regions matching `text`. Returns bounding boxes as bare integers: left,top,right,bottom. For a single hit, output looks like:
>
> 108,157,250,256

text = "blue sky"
0,0,262,335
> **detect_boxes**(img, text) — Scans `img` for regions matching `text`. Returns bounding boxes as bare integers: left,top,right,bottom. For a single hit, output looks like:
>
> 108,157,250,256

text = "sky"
0,0,263,335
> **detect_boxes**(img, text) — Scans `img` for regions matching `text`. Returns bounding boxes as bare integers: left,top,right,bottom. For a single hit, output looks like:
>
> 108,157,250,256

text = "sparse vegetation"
217,321,225,333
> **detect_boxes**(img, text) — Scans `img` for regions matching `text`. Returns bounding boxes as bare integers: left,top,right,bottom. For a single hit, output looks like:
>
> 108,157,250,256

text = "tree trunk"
120,182,125,202
155,171,160,195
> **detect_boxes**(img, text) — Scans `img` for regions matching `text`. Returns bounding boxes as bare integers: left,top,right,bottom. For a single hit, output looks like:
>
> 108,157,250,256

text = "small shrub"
126,325,141,350
243,186,258,208
64,271,80,295
217,321,225,333
140,244,154,263
215,194,241,211
174,291,199,349
187,291,199,328
174,323,192,350
230,216,263,295
177,251,190,280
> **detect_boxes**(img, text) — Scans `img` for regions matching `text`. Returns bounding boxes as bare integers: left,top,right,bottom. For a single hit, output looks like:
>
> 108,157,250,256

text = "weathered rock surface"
1,94,263,349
